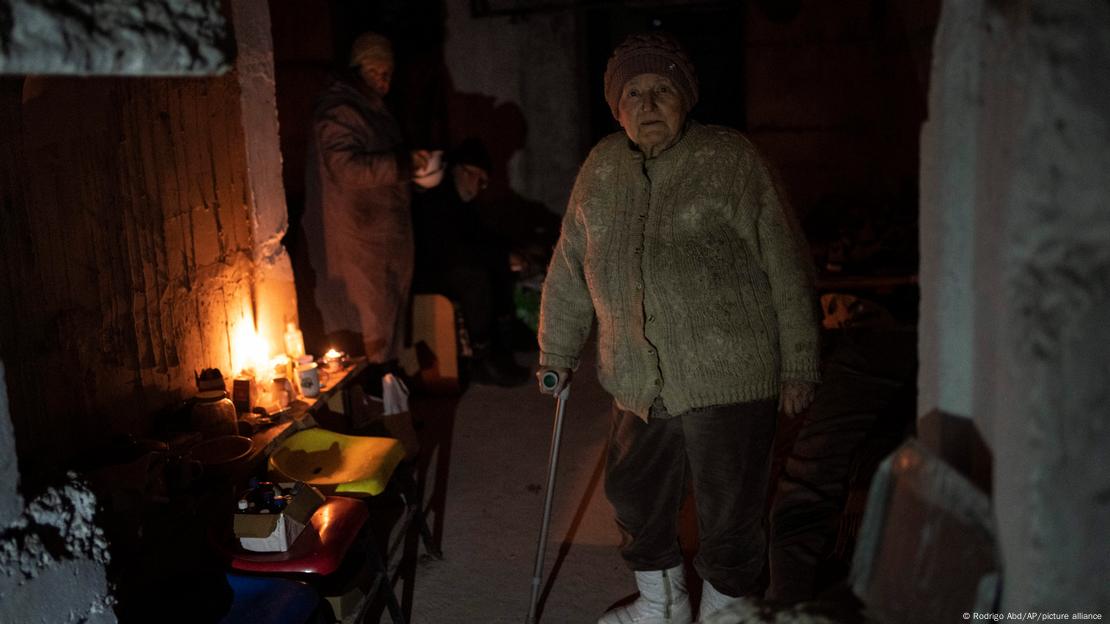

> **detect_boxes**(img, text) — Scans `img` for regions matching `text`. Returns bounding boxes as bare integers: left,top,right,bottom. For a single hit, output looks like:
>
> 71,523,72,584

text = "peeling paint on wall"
0,0,230,76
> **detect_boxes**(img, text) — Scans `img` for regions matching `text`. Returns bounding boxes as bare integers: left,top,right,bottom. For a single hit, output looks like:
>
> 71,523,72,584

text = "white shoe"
598,565,693,624
696,581,737,621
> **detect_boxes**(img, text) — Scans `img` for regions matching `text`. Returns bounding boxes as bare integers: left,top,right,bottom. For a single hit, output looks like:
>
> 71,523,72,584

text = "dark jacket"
411,179,501,289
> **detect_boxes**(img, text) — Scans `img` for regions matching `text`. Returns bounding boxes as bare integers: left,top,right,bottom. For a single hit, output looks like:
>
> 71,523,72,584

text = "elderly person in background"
305,32,434,373
537,33,820,623
411,138,530,386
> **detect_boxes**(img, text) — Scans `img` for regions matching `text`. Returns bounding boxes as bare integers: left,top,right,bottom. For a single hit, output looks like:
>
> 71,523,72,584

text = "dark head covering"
603,32,699,119
449,137,493,174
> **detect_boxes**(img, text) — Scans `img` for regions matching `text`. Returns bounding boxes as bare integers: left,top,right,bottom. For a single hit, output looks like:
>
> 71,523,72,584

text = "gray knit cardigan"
538,121,821,419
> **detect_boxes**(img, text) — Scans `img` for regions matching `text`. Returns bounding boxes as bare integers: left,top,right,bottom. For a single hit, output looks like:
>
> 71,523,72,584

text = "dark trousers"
766,329,916,603
605,398,778,597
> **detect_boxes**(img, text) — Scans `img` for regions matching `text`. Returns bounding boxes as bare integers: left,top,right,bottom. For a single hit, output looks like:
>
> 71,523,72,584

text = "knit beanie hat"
603,32,698,119
350,32,393,67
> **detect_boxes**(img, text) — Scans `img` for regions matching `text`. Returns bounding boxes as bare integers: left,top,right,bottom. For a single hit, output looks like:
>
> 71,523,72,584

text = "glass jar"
191,390,238,438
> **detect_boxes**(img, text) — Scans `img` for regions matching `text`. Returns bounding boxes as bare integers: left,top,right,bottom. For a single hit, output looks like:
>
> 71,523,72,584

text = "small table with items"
224,357,412,623
246,358,369,461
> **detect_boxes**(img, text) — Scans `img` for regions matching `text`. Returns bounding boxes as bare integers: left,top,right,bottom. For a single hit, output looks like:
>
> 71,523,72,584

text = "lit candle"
323,348,344,372
232,323,272,381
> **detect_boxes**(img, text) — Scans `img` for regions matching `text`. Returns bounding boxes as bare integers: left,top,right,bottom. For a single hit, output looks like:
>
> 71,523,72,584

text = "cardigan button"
647,315,655,323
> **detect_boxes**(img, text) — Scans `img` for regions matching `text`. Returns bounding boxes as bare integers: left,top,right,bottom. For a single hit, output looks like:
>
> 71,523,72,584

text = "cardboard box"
234,482,325,552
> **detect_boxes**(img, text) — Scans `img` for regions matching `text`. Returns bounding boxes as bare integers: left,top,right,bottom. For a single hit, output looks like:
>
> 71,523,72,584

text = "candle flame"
232,323,272,381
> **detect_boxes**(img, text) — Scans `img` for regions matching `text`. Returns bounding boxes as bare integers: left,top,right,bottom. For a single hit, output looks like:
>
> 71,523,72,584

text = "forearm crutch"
526,371,570,624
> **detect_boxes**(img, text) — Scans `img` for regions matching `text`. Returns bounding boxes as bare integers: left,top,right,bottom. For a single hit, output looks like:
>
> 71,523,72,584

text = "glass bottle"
283,322,305,359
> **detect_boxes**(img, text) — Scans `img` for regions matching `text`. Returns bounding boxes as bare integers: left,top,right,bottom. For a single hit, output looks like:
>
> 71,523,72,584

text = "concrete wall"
919,0,1110,611
0,74,257,472
0,361,19,528
0,359,116,623
0,0,294,475
0,2,291,619
917,0,979,423
0,0,229,75
230,0,298,358
444,4,585,215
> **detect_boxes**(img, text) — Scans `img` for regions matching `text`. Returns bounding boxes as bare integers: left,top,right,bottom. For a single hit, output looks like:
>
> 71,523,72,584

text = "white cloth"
381,373,410,416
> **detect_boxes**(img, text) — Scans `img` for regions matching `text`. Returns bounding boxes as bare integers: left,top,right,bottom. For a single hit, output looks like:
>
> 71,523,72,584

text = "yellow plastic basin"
268,428,404,497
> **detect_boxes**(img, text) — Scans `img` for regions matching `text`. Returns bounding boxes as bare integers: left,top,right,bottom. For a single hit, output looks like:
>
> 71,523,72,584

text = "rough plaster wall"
0,0,230,76
0,75,255,471
0,560,115,624
444,4,583,213
980,1,1110,611
515,13,584,214
917,0,978,424
229,0,298,352
0,468,115,623
922,0,1110,611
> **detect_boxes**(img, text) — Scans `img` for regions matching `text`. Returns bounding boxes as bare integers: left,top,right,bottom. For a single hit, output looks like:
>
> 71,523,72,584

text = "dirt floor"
352,328,907,623
403,346,647,623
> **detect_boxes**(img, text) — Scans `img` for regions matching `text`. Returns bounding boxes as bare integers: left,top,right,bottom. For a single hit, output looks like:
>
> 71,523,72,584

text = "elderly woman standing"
537,33,820,623
305,32,431,367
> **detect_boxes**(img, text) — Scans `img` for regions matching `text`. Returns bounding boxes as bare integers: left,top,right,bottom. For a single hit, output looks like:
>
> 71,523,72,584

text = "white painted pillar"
980,1,1110,611
922,0,1110,611
918,0,981,428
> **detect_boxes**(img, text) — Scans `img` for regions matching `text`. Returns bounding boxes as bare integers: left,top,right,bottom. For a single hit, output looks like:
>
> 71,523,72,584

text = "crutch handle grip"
540,370,560,391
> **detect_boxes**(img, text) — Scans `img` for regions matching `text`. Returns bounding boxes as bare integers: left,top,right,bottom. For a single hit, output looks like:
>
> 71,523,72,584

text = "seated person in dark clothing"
411,138,530,386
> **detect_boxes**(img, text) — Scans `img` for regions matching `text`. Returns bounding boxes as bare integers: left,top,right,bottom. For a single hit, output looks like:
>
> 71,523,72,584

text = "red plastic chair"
227,496,404,623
